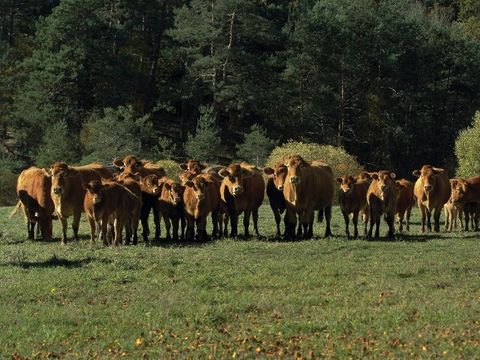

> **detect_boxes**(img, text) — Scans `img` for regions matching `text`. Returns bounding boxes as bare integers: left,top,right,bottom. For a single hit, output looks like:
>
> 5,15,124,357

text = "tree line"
1,0,480,178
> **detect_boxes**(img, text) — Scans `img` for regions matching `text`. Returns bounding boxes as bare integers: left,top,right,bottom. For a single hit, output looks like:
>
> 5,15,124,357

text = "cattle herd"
12,155,480,245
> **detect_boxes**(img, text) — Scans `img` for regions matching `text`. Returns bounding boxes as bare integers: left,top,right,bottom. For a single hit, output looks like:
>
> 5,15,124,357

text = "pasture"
1,205,480,359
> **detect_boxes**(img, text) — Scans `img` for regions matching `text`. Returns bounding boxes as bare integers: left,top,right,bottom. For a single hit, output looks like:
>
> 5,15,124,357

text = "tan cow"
449,178,480,231
50,162,113,244
395,179,415,232
413,165,450,232
367,171,398,239
114,155,166,179
15,167,55,240
183,174,222,241
219,163,264,238
444,202,463,232
156,177,186,242
336,175,369,239
282,155,335,239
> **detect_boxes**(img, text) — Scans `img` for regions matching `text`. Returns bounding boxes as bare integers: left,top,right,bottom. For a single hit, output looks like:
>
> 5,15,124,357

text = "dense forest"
1,0,480,177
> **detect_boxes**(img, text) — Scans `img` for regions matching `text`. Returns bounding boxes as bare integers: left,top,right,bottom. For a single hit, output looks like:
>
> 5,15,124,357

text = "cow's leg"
87,215,96,244
72,212,81,241
284,207,297,240
242,210,252,239
398,211,404,232
464,208,470,231
230,213,239,238
141,204,150,243
124,219,132,245
272,206,281,238
425,208,432,232
163,214,172,241
113,218,123,246
419,204,426,233
362,208,369,238
172,216,180,242
223,213,229,238
186,214,195,242
180,215,186,241
405,207,412,232
252,207,260,238
474,210,480,231
342,210,350,239
433,207,441,232
153,204,161,242
28,220,35,240
218,213,224,239
211,207,219,239
101,217,109,246
386,212,395,239
198,217,208,242
132,213,140,245
324,205,332,238
60,216,68,245
352,211,359,240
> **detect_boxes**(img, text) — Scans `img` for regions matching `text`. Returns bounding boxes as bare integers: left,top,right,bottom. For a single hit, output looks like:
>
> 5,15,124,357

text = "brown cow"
264,164,288,238
219,163,265,238
156,177,186,241
15,167,55,240
367,171,398,239
183,174,222,241
114,155,166,179
282,155,335,239
444,202,463,232
356,172,374,182
84,180,141,246
180,160,207,175
395,179,415,232
413,165,451,232
336,175,369,239
463,203,480,231
449,177,480,231
50,162,113,244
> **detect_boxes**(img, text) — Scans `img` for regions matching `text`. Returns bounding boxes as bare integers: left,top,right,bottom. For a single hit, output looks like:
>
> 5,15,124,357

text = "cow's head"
450,178,469,205
336,175,356,193
412,165,444,196
84,180,105,205
356,172,373,182
49,162,77,195
180,160,206,176
263,163,288,191
185,176,211,202
140,174,161,196
219,164,252,196
178,171,195,186
284,155,309,186
113,155,144,173
371,171,396,200
162,180,184,205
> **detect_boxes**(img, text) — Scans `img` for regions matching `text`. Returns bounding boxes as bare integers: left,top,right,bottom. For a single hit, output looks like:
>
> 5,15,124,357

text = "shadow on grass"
6,255,94,269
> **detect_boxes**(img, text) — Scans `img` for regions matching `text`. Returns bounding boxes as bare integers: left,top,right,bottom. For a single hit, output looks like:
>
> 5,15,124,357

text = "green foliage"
35,121,80,167
156,159,181,180
184,105,221,163
81,106,153,164
236,124,276,166
267,141,364,178
0,169,17,205
154,136,177,160
455,111,480,177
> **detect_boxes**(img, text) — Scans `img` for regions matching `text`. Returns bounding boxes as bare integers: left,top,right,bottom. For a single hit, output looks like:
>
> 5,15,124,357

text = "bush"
267,141,364,178
236,124,277,167
0,169,18,206
455,111,480,178
156,159,181,180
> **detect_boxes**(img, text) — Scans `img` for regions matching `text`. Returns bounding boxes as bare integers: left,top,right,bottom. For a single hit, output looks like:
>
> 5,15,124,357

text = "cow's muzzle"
196,194,205,201
277,184,284,191
152,187,160,195
232,185,243,195
53,187,63,195
172,196,181,204
290,176,300,184
424,184,433,192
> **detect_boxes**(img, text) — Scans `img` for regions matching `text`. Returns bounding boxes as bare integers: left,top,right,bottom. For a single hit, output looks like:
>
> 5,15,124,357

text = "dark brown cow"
84,180,141,246
367,171,398,239
336,175,369,239
157,178,185,241
413,165,450,232
15,167,55,240
463,202,480,231
219,163,264,238
395,179,415,232
50,162,113,244
183,174,222,241
264,163,288,238
282,155,335,239
449,177,480,231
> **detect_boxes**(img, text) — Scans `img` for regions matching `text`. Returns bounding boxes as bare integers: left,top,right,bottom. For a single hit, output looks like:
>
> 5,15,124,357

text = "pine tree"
236,124,276,166
185,105,221,162
35,121,80,167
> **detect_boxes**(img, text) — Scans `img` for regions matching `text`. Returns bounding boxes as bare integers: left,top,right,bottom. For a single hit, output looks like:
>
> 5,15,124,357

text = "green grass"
1,205,480,359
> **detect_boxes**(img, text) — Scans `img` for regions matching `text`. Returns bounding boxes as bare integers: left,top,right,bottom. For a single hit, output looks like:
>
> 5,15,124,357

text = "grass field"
1,205,480,359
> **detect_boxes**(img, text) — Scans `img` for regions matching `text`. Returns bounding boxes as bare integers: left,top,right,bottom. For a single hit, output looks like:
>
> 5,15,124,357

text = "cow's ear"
180,163,188,170
264,167,274,175
241,169,254,178
43,168,52,177
218,168,230,178
432,168,444,175
412,170,420,177
450,179,458,186
185,181,194,187
395,181,402,189
371,173,379,180
113,159,124,169
335,177,342,184
164,183,172,191
200,163,207,170
390,172,396,179
66,167,77,177
84,183,92,192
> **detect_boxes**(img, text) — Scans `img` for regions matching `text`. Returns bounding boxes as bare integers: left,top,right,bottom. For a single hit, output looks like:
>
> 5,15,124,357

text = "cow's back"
310,165,335,210
397,179,415,212
243,167,265,209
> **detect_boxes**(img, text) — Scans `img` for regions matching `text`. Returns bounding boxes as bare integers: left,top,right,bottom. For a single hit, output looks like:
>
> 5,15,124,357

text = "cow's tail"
317,209,324,223
10,200,22,218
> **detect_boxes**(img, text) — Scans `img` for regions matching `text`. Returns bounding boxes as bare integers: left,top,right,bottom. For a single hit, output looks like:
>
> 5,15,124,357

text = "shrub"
156,159,181,180
35,121,80,167
267,141,364,178
236,124,277,167
455,111,480,178
0,169,18,206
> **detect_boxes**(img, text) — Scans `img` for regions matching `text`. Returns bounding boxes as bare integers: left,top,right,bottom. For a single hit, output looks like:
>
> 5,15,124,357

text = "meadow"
1,205,480,359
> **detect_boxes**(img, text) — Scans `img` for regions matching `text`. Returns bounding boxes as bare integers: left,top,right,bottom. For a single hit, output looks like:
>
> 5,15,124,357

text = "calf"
367,171,398,239
444,202,463,232
84,180,141,246
219,163,265,238
395,179,415,232
50,162,113,244
15,167,55,240
264,164,288,238
183,175,222,242
157,178,185,241
336,175,369,239
413,165,450,232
